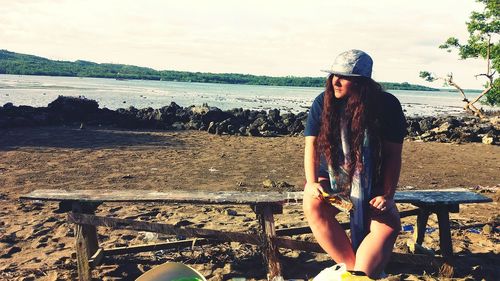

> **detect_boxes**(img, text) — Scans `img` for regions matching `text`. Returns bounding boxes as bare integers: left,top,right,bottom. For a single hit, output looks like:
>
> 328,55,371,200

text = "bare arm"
370,141,403,211
380,141,403,199
304,136,319,184
304,136,326,197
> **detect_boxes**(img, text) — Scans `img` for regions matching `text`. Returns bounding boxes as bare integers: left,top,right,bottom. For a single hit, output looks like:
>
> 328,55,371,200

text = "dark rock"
268,109,281,122
201,107,233,125
47,96,99,123
247,125,261,136
418,117,436,131
171,122,185,130
3,102,13,109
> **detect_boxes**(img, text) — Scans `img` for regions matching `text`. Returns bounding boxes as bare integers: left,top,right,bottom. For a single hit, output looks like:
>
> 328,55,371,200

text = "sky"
0,0,492,89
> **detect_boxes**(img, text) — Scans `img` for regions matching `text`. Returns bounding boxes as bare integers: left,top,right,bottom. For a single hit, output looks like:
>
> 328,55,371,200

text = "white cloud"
0,0,490,88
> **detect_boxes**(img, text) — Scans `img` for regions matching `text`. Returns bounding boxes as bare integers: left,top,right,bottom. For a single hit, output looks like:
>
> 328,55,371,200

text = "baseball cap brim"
320,70,363,77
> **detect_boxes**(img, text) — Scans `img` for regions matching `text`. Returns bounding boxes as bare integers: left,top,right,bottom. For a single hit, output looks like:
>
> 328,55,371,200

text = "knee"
302,196,323,221
303,196,339,222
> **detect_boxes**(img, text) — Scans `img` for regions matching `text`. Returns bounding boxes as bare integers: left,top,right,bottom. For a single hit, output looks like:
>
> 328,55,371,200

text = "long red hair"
317,74,383,192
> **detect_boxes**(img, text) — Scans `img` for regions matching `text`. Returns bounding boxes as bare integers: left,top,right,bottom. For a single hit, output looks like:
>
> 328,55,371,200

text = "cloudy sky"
0,0,490,89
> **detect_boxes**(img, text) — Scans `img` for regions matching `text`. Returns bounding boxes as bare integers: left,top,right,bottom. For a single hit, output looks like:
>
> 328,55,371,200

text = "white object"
136,262,206,281
313,263,347,281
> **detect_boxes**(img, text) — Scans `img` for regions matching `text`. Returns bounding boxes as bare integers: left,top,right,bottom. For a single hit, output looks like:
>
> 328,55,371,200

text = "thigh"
369,204,401,234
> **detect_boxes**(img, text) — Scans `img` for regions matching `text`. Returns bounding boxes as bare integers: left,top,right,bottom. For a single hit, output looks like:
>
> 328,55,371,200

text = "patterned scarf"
327,118,372,252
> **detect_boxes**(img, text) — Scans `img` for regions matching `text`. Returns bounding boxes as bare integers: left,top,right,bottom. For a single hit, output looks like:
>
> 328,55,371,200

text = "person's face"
331,74,358,99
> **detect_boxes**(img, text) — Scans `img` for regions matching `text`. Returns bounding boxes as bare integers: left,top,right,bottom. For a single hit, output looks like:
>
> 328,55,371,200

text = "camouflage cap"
322,49,373,78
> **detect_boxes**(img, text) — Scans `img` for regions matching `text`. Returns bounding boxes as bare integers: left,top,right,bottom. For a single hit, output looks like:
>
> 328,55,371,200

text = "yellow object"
320,191,354,213
340,271,373,280
136,262,207,281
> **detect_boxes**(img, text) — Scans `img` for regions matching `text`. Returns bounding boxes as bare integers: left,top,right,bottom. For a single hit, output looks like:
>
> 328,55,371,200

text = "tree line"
0,49,438,91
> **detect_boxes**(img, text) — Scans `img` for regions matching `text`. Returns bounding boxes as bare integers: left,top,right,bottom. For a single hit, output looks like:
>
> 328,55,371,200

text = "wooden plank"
88,248,104,268
275,222,350,237
389,252,442,267
273,237,325,253
68,213,262,245
393,188,492,205
399,208,420,218
275,209,417,237
272,237,443,267
252,202,283,215
103,238,214,256
21,188,492,206
257,205,282,280
21,189,287,204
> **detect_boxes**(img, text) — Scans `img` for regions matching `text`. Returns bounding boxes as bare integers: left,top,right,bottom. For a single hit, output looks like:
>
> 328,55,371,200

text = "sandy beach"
0,126,499,280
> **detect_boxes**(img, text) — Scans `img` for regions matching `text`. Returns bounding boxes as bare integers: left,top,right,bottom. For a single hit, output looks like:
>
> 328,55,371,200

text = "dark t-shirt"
304,91,406,178
304,91,406,141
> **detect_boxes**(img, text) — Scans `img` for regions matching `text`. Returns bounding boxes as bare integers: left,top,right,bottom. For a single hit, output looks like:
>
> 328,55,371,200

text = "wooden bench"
20,188,492,280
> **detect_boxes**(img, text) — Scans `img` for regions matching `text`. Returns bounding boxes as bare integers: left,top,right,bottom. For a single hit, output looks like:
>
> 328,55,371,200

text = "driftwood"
68,213,263,245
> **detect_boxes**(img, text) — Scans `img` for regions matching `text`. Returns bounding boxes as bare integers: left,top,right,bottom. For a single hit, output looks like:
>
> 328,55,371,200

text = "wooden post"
414,208,430,245
255,204,282,280
436,206,455,278
435,206,453,257
72,201,100,281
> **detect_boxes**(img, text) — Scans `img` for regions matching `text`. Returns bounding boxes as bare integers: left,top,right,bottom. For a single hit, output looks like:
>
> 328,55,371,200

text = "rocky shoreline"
1,96,499,145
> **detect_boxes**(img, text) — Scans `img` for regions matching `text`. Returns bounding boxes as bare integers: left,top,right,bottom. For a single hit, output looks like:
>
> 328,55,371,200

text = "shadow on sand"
0,126,184,150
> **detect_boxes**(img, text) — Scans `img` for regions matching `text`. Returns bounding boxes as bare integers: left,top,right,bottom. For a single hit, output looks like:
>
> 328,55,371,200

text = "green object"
136,262,206,281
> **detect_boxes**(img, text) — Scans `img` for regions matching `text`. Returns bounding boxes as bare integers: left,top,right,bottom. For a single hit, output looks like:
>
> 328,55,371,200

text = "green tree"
421,0,499,116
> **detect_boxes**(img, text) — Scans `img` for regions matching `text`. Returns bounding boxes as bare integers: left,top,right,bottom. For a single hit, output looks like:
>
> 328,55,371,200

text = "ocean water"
0,74,495,117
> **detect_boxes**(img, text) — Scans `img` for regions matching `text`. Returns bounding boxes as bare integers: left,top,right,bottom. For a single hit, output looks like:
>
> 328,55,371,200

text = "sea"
0,74,496,117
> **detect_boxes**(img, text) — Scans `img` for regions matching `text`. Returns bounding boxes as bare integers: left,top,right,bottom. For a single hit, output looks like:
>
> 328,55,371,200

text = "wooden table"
21,188,492,280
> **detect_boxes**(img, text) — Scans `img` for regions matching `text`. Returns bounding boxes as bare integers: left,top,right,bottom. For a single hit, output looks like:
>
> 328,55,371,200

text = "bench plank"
21,188,492,206
392,188,492,205
21,189,287,204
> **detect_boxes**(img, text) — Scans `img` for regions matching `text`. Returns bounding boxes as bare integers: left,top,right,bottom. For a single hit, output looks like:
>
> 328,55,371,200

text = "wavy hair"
317,74,383,192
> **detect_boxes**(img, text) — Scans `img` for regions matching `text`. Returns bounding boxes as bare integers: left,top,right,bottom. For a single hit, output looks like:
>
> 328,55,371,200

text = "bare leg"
303,195,356,269
353,206,401,278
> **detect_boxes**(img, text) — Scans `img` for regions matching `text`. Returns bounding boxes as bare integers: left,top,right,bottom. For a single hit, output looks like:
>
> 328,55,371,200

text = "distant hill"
0,49,439,91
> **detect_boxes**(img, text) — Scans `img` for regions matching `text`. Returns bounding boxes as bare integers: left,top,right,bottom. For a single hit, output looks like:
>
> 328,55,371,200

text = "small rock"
482,134,494,145
482,224,493,234
224,209,237,216
122,174,134,179
262,179,275,188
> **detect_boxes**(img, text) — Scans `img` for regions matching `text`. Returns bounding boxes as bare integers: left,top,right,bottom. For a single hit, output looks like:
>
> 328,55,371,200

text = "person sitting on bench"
302,49,407,278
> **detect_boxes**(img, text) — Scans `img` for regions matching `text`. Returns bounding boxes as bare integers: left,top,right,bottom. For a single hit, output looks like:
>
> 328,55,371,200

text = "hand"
304,182,326,199
369,195,394,213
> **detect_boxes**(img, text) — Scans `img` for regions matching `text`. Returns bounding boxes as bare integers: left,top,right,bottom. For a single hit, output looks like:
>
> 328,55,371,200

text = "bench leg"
414,209,430,245
75,223,98,281
257,205,282,280
435,207,453,257
72,202,100,281
435,207,455,278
